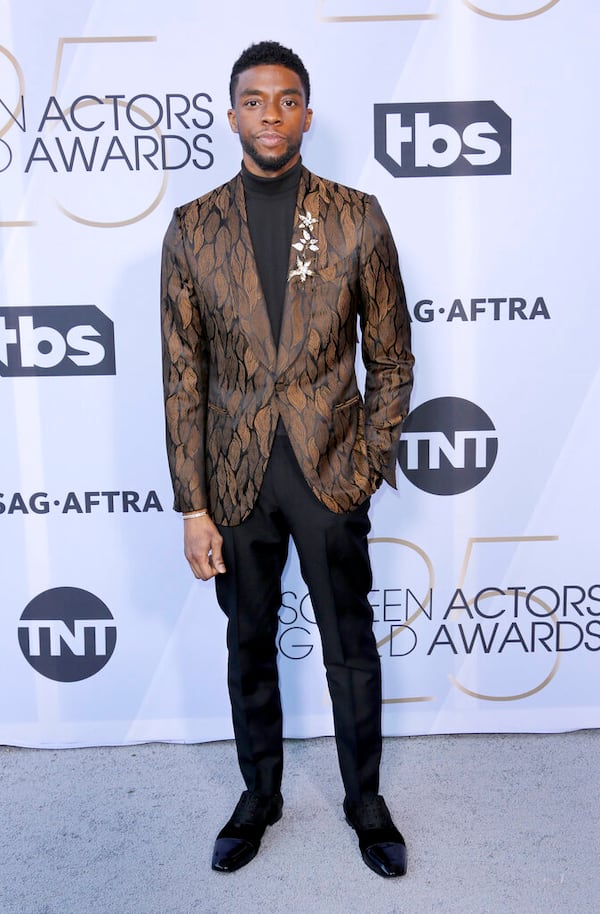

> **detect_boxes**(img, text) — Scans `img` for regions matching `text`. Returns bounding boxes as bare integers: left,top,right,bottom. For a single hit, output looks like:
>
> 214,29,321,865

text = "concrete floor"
1,731,598,914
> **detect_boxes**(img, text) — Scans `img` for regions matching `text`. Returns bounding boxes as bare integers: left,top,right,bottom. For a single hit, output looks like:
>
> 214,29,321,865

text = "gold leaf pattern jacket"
161,166,414,525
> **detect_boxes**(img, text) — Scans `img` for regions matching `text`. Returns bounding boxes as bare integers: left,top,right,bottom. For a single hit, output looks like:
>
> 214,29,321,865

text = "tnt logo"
374,101,511,177
398,397,498,495
18,587,117,682
0,305,115,376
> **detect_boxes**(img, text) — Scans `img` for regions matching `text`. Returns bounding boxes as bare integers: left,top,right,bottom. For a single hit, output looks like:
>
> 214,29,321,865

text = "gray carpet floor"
1,731,598,914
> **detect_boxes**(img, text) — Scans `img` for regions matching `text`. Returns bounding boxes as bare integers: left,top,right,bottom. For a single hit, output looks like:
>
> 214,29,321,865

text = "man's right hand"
183,514,226,581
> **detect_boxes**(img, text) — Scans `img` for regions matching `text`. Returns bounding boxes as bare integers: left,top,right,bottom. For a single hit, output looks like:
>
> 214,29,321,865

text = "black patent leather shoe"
344,794,407,878
211,790,283,873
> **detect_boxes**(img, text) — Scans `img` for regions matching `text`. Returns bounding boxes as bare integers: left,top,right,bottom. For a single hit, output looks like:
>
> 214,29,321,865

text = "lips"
256,132,285,147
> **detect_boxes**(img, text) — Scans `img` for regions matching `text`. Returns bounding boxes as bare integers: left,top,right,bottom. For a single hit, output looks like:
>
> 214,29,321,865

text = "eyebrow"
239,87,303,98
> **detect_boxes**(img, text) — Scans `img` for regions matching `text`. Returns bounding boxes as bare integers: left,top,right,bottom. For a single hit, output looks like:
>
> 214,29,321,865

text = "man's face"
228,64,313,178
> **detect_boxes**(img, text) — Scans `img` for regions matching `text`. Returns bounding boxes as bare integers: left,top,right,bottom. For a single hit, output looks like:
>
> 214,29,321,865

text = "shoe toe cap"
364,841,407,878
211,836,257,872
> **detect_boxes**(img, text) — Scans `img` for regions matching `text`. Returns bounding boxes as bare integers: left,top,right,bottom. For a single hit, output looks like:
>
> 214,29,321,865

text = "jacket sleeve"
160,208,209,512
358,194,414,489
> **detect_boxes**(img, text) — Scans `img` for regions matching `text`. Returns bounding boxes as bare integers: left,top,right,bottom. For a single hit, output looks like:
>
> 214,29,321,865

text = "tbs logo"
374,101,511,178
398,397,498,495
0,305,115,377
18,587,117,682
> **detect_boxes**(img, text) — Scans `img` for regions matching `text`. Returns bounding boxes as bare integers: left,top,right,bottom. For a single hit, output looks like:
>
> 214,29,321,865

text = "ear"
303,108,313,133
227,109,238,134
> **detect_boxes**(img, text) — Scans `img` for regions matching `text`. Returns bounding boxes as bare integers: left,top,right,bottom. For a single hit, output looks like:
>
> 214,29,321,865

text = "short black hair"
229,40,310,107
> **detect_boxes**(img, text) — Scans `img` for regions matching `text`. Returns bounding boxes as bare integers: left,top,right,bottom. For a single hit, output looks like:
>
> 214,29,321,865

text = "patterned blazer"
161,166,414,526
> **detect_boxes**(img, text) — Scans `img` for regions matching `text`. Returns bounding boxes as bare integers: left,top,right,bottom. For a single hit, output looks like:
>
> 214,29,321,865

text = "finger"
194,552,218,581
209,541,226,574
184,545,213,580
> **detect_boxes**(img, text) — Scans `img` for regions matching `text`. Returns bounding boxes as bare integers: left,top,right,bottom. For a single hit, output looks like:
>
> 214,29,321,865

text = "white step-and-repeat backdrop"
1,0,598,748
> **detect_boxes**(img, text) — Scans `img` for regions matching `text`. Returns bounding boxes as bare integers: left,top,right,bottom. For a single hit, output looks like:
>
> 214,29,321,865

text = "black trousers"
215,435,382,803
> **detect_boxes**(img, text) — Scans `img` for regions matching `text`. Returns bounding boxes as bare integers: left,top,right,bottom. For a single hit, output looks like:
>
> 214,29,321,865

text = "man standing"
161,41,414,878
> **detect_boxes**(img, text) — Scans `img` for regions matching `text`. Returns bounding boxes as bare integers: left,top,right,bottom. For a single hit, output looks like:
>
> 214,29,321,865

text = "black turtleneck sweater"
241,159,301,347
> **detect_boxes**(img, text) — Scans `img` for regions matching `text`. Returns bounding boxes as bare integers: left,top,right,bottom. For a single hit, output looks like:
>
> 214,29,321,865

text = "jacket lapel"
224,174,278,371
276,168,328,374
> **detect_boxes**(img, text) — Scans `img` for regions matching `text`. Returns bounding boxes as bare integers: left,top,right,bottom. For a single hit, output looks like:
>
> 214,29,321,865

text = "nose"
262,100,281,123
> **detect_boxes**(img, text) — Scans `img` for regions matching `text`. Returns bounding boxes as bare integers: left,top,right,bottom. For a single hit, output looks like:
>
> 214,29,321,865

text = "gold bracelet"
183,510,209,520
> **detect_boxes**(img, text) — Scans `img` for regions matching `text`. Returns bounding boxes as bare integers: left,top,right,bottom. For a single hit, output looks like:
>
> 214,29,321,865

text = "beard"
240,135,301,174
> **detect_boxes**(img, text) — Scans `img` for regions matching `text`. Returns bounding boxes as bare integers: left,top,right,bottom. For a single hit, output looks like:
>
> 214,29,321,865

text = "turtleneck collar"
241,158,302,197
